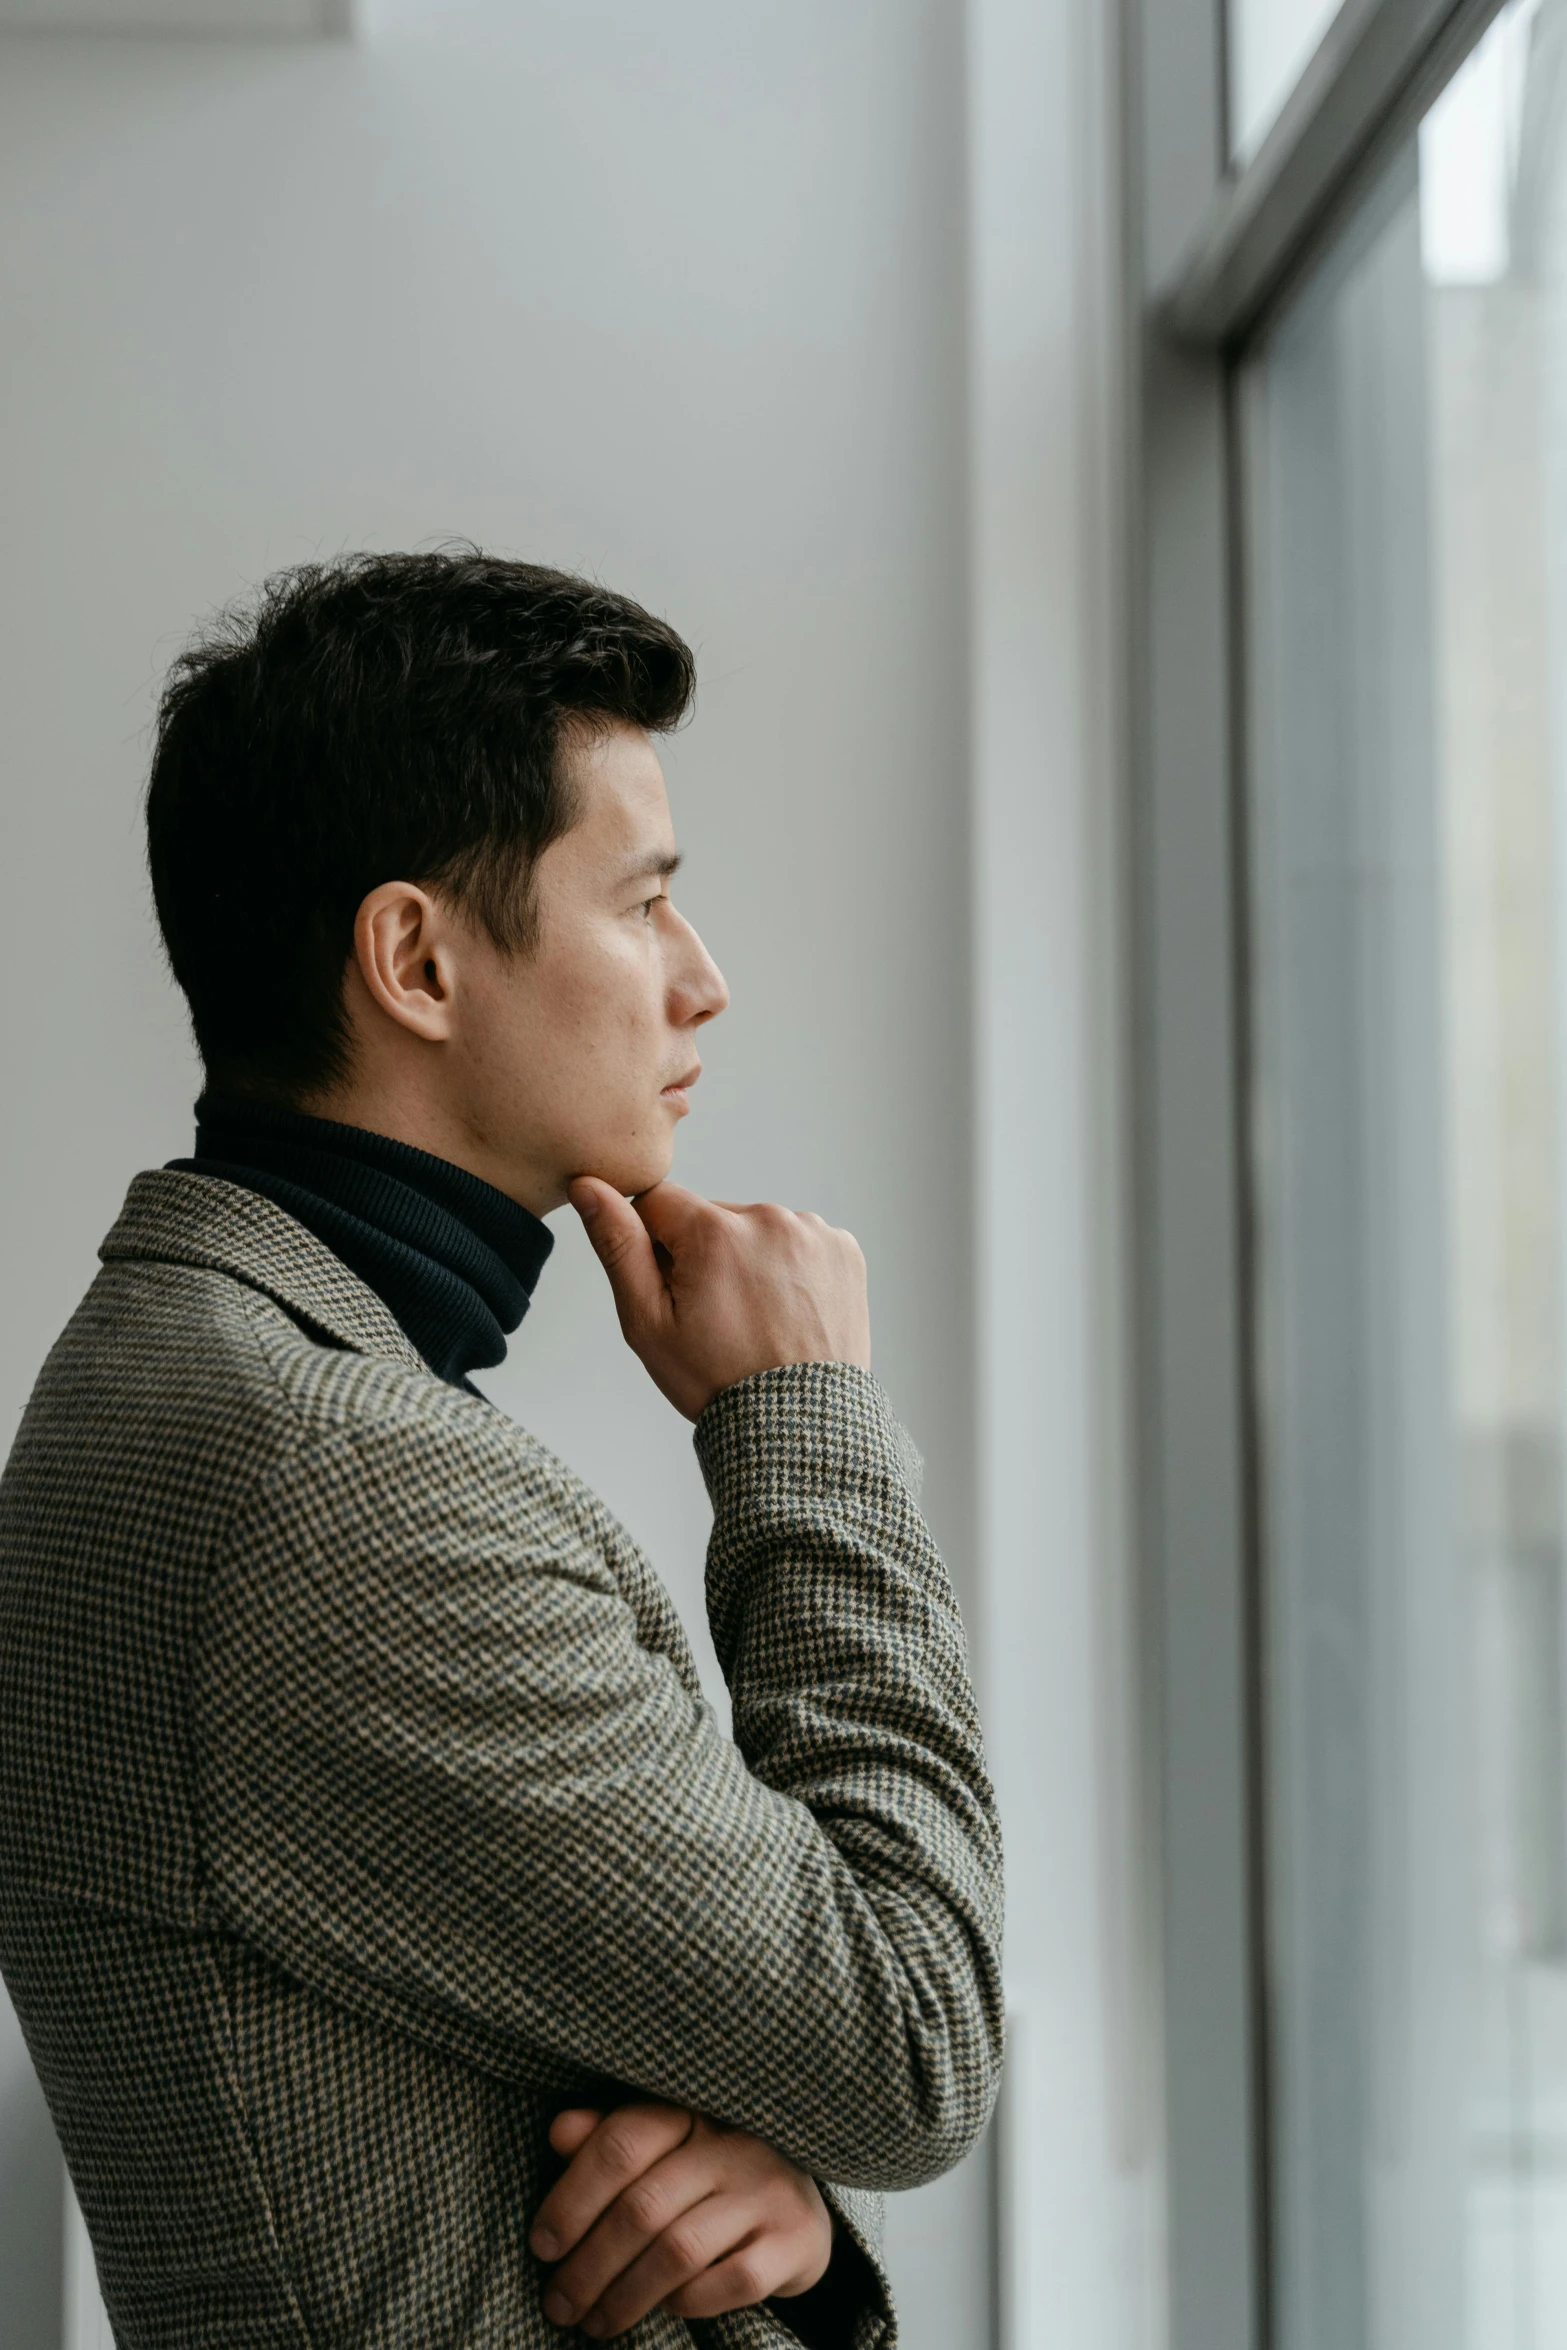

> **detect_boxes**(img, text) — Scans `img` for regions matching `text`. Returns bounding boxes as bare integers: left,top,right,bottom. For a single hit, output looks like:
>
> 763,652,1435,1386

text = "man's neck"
174,1095,554,1386
291,1076,560,1218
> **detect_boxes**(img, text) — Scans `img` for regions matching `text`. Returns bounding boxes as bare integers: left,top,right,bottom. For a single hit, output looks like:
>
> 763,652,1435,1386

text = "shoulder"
191,1332,694,1783
250,1311,628,1573
193,1315,673,1722
18,1247,628,1587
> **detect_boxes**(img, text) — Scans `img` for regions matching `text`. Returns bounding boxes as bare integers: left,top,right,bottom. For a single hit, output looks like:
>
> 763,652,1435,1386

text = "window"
1243,6,1567,2337
1138,1,1567,2344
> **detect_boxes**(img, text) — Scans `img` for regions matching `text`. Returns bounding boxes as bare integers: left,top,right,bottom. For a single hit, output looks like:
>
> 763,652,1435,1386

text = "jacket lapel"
100,1168,429,1374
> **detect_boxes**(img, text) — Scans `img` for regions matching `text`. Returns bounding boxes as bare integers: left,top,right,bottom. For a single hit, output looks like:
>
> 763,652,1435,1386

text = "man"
0,552,1003,2348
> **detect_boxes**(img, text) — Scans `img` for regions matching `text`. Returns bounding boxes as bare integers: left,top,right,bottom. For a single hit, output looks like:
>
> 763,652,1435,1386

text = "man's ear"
350,882,456,1044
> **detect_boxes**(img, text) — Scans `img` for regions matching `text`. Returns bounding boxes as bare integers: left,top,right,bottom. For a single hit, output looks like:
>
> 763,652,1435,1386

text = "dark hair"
146,549,696,1100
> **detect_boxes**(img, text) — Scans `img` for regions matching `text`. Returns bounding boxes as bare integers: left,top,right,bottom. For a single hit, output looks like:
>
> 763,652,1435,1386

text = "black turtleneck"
168,1095,554,1389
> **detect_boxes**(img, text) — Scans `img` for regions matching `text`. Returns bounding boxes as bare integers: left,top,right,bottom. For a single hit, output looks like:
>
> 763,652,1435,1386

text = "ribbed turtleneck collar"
167,1095,554,1390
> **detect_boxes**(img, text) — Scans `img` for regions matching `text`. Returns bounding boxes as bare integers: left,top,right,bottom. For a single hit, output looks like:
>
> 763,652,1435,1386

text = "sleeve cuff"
693,1361,924,1514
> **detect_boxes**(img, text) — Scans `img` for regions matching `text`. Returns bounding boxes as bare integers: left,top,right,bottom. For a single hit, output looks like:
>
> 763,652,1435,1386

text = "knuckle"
620,2179,665,2233
727,2254,765,2302
598,2118,647,2176
663,2222,709,2274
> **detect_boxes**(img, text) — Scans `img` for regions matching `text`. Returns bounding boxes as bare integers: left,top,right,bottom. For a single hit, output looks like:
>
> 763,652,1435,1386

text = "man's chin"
582,1142,677,1202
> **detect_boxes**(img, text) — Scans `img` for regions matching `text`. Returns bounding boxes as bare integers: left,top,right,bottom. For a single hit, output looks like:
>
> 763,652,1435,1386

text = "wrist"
782,2191,834,2297
766,2220,870,2350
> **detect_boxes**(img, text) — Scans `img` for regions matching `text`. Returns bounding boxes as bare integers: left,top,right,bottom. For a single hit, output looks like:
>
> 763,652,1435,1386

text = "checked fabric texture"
0,1171,1004,2349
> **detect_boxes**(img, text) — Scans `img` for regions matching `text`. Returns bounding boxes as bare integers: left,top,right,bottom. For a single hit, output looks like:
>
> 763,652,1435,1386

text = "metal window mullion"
1162,0,1514,349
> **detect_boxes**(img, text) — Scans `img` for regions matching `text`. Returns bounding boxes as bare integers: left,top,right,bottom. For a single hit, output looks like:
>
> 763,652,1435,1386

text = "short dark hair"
146,549,696,1101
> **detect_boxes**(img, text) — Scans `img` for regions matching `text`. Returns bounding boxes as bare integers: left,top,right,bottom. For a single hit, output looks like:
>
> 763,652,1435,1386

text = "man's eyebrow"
617,849,683,884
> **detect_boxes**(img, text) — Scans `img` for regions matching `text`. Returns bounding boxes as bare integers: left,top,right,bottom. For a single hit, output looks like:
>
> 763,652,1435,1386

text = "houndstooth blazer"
0,1170,1003,2350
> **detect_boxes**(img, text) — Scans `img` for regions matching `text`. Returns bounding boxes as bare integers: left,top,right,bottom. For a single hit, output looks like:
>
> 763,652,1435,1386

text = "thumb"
570,1177,668,1336
628,1180,708,1253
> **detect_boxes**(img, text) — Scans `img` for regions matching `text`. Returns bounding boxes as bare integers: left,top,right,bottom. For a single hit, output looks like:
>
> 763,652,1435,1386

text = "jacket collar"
100,1168,429,1374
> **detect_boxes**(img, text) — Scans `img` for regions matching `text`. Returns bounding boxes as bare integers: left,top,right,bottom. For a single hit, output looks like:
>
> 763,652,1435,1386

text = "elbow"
796,1848,1006,2189
848,1952,1006,2190
894,2011,1005,2189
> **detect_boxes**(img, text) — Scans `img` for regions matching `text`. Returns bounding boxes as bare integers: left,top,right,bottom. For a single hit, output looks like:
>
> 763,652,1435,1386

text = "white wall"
0,4,986,2344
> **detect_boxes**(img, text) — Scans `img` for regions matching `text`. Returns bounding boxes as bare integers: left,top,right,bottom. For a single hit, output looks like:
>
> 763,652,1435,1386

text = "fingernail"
542,2288,573,2324
531,2227,559,2260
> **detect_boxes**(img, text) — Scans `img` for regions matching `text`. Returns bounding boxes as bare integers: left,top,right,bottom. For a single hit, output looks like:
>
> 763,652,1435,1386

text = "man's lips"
661,1066,701,1113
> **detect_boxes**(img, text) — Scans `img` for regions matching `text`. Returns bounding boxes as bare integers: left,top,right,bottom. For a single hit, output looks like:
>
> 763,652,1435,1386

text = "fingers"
573,2192,750,2336
538,2133,721,2331
569,1179,669,1339
628,1181,709,1250
600,2180,831,2331
662,2242,788,2321
577,1174,873,1417
547,2108,601,2160
530,2103,692,2266
535,2120,833,2338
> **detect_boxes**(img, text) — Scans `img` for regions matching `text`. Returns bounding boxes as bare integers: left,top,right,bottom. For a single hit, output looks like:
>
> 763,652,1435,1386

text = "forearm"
696,1362,1005,2181
203,1376,1002,2192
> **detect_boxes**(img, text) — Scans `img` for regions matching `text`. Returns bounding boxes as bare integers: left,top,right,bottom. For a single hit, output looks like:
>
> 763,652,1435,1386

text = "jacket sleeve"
192,1359,1004,2192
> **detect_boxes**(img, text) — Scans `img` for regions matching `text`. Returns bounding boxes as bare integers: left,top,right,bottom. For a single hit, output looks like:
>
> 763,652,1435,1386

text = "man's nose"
671,913,729,1026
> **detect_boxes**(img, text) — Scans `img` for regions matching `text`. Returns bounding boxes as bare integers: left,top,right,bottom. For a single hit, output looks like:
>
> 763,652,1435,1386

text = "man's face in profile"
450,721,730,1209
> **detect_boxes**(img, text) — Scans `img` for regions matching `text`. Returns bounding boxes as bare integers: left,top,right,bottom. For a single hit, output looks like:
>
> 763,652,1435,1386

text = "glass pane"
1229,0,1344,163
1244,4,1567,2345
